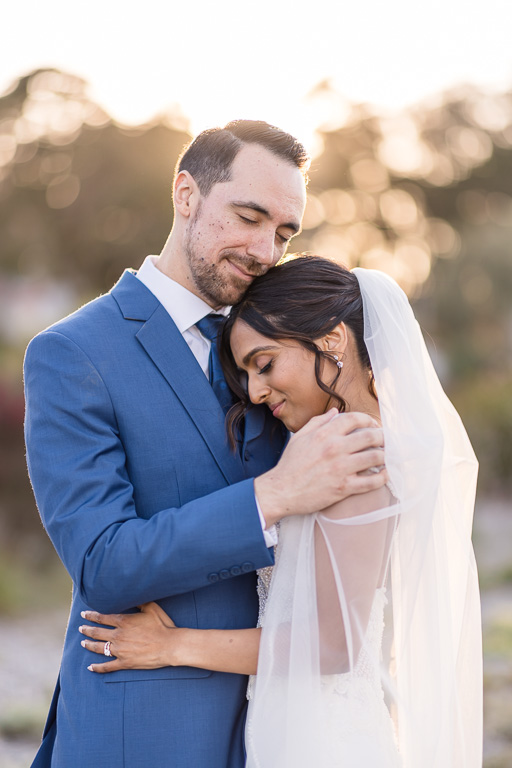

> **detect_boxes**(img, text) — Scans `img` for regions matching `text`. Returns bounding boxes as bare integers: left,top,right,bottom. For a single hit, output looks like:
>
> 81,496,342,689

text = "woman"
80,256,482,767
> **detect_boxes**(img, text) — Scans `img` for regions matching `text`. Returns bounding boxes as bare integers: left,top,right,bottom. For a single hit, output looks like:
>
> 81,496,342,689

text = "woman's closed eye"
258,361,273,375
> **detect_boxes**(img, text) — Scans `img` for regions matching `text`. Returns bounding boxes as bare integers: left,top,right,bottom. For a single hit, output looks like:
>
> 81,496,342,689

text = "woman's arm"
79,601,261,675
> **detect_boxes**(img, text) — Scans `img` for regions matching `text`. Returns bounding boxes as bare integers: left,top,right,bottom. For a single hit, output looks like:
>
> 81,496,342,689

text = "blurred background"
0,1,511,765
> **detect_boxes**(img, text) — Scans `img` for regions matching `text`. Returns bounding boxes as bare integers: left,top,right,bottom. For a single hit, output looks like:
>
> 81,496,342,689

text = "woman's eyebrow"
242,345,278,367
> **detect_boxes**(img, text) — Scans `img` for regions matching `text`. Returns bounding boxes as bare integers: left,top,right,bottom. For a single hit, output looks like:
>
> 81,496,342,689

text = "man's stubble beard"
183,210,269,307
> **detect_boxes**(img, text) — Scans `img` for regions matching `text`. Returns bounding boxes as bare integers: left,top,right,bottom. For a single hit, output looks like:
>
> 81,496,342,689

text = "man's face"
183,143,307,307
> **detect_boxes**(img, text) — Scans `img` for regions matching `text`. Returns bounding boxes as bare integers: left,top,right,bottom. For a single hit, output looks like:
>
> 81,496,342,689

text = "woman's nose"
247,375,270,405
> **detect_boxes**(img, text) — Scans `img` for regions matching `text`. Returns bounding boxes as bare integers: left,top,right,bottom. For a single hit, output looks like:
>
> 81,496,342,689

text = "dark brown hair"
219,255,376,445
175,120,310,196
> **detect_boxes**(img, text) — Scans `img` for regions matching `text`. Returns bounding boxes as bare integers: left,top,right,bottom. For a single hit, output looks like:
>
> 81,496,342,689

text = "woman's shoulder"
319,484,396,521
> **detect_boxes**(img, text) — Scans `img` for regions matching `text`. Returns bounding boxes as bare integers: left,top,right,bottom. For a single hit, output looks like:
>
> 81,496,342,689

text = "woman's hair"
219,254,376,445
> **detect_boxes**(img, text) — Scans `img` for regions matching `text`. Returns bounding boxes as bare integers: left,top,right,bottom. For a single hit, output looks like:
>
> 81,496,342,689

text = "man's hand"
254,409,387,527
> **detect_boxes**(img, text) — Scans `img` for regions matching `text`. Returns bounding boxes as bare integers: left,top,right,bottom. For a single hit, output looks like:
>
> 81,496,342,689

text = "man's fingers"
348,468,389,494
349,448,386,474
344,427,385,452
294,408,338,438
328,411,381,436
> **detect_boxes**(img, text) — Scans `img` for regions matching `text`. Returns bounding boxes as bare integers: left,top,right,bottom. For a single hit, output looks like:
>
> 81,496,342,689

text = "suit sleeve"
24,330,274,613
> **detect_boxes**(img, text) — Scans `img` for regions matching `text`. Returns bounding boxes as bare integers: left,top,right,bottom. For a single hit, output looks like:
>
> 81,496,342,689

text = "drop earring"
333,354,344,369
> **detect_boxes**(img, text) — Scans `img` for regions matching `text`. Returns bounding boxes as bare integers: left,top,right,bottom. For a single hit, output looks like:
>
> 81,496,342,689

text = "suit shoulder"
24,292,119,367
26,291,114,348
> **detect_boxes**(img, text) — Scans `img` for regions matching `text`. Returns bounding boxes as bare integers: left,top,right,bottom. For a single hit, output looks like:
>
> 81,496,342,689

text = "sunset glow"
3,0,512,152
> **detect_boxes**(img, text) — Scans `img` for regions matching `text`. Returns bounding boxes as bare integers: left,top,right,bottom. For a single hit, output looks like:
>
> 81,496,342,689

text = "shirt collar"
136,255,229,332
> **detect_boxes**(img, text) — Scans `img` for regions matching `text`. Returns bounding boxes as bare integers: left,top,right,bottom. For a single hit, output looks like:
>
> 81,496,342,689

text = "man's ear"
173,170,200,218
319,323,349,355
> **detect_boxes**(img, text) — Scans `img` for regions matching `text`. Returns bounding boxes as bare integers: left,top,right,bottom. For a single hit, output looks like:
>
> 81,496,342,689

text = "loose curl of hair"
219,255,376,448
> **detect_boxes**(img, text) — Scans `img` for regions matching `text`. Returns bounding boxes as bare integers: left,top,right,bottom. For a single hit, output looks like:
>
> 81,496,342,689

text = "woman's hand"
79,601,183,673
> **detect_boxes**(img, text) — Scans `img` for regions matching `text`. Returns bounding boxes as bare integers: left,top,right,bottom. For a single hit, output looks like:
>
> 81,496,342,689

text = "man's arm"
24,331,386,615
24,330,272,613
255,410,387,527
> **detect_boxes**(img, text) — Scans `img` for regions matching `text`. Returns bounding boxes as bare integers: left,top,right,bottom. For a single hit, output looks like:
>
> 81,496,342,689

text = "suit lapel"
111,272,244,486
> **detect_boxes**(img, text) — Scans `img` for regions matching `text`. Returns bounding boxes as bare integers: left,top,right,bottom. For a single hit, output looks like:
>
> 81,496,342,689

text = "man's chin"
199,282,248,309
213,276,256,306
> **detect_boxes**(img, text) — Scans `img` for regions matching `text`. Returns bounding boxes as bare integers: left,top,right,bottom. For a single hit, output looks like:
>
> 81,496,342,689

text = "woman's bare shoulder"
320,484,395,521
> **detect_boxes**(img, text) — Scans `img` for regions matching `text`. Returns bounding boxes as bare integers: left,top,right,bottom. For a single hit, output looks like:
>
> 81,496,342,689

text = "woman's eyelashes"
257,360,273,375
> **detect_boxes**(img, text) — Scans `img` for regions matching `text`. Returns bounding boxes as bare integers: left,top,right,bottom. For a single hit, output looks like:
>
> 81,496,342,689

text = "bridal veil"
245,268,482,767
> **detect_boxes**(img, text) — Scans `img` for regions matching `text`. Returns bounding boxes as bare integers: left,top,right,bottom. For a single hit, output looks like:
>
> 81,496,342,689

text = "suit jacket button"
241,561,253,573
244,449,250,461
208,573,219,583
219,569,230,579
230,566,241,576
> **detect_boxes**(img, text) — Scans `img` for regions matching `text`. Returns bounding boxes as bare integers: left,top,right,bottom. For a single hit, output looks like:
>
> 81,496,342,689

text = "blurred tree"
1,70,511,566
0,68,191,297
291,82,512,488
0,69,191,562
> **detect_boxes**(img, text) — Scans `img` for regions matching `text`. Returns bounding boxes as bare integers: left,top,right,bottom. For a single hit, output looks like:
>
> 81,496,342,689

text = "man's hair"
174,120,310,196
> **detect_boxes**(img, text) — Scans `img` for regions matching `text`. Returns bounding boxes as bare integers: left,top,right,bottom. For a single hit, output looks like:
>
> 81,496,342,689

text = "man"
24,120,386,768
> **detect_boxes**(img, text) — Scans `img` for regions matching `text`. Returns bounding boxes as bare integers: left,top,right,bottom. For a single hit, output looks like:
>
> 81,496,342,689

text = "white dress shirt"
136,255,277,546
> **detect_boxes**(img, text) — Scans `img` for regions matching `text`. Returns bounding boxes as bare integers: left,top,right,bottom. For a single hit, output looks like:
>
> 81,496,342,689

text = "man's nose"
246,229,278,266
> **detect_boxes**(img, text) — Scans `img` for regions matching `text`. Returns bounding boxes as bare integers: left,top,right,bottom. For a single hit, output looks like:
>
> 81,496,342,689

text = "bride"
79,256,482,767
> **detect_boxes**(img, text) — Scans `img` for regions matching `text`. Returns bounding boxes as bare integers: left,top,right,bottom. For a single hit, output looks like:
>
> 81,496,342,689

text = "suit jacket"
24,270,286,768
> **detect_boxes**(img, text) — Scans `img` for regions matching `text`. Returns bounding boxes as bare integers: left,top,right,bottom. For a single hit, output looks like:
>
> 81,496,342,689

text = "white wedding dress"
245,269,482,768
247,501,402,768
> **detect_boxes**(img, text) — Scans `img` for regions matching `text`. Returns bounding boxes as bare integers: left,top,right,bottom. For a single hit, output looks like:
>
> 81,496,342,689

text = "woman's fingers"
139,602,176,628
80,637,116,657
87,660,123,674
80,635,125,673
79,624,115,641
78,602,179,671
80,609,121,627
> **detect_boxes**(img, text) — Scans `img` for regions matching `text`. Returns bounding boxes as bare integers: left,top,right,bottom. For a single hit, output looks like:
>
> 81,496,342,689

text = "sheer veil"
245,268,482,767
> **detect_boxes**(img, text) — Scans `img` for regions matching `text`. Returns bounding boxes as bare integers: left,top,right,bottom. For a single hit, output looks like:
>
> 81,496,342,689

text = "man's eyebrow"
242,345,278,367
232,201,300,234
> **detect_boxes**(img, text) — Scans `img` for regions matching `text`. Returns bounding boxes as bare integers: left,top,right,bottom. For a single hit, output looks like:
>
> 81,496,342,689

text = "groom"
24,120,386,768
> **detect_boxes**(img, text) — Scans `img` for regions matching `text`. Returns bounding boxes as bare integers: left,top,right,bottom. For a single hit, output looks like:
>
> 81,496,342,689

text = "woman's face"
229,319,332,432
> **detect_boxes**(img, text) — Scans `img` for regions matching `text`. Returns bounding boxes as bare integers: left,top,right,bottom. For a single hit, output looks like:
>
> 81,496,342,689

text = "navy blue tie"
196,315,234,415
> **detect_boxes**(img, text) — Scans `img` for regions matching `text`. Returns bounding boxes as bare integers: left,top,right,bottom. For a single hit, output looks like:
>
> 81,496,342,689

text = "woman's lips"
270,401,285,418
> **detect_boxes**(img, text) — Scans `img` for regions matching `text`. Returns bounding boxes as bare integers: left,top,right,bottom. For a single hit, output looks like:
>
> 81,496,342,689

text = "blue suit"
24,270,286,768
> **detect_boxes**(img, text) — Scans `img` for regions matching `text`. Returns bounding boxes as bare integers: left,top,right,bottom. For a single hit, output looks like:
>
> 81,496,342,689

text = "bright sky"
3,0,512,151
